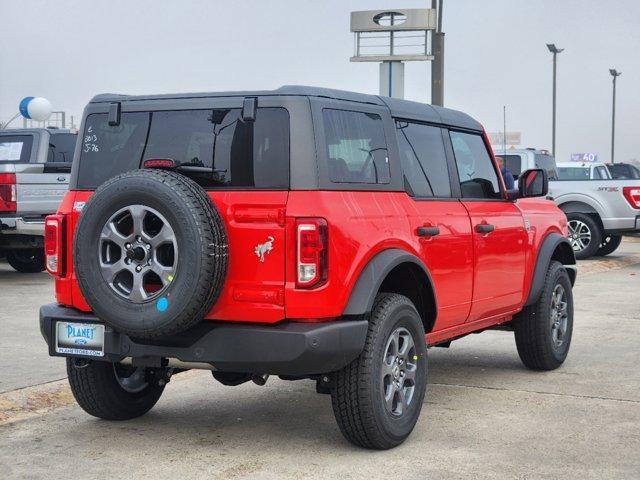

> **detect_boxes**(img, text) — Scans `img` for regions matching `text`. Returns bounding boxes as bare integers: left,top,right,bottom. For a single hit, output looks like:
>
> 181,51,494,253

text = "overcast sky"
1,0,638,162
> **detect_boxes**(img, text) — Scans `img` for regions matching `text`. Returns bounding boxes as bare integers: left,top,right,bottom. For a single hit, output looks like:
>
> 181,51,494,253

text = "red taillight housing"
45,215,64,276
0,173,17,213
296,218,328,289
623,187,640,209
143,159,176,169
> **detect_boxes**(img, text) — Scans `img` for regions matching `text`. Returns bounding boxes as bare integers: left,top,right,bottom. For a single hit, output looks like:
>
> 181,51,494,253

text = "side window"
395,121,451,197
449,131,501,199
47,133,77,163
322,109,390,184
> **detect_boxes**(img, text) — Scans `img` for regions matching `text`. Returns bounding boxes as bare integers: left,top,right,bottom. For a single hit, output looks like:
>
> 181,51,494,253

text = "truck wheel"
73,169,228,339
331,293,428,449
514,261,573,371
67,359,165,420
6,248,45,273
596,234,622,256
566,213,602,260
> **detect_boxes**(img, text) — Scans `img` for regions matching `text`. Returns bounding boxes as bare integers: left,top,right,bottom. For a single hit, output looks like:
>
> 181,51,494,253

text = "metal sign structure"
350,9,437,99
488,132,522,146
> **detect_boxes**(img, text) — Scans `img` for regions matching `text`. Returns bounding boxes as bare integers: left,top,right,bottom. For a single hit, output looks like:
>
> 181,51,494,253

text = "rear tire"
6,248,45,273
331,293,428,450
514,261,573,371
596,234,622,256
566,213,602,260
67,359,165,420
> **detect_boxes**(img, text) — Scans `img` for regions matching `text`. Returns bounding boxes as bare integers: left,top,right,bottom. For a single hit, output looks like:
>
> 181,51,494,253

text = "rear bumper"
601,215,640,233
39,303,368,376
0,216,45,236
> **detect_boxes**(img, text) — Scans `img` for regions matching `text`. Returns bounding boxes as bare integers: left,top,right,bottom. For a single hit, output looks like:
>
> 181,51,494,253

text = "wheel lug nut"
125,243,131,249
136,266,142,272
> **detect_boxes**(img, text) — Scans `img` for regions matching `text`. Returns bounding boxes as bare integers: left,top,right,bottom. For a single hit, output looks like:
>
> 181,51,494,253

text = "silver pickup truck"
0,128,75,272
548,179,640,259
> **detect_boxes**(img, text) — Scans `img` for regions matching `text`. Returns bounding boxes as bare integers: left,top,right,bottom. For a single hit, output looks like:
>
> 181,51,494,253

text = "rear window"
76,108,289,190
323,109,390,184
47,133,77,163
557,167,590,180
0,135,33,163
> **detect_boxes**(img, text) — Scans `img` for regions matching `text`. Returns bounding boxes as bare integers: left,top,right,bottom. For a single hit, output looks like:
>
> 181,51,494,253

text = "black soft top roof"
90,85,482,131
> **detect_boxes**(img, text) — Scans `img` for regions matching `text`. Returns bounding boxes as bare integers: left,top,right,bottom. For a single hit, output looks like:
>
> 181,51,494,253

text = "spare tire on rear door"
74,169,228,339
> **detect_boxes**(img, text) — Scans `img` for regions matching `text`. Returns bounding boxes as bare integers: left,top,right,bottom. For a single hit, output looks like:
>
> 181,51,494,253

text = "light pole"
546,43,564,158
609,68,622,163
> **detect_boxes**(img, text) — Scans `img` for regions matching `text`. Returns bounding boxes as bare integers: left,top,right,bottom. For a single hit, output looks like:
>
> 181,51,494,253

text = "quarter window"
323,109,390,184
395,121,451,197
450,131,501,199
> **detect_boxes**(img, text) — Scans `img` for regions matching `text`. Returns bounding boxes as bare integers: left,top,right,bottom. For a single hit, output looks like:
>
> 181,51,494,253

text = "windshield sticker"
0,141,23,161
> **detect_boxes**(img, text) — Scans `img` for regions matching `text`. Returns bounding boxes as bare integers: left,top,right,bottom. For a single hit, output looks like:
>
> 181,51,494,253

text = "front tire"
596,234,622,256
331,293,428,450
514,261,573,370
6,248,45,273
67,359,165,420
566,213,602,260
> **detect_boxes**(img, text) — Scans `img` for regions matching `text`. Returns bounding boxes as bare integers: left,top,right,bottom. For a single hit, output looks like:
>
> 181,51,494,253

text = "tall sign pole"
609,69,622,163
350,9,437,100
546,44,564,158
431,0,444,106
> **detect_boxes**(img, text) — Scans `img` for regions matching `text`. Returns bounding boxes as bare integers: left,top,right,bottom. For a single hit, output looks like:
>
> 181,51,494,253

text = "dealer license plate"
55,322,105,357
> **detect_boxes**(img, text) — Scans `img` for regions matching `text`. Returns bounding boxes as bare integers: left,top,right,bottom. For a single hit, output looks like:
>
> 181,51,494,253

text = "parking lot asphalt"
1,240,639,479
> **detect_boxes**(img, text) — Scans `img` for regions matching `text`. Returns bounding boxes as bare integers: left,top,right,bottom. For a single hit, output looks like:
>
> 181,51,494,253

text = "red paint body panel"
52,184,567,343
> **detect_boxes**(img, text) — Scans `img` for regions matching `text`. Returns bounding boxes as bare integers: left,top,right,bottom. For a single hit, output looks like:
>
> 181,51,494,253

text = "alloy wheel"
381,327,418,417
567,220,591,252
550,284,569,348
98,204,178,303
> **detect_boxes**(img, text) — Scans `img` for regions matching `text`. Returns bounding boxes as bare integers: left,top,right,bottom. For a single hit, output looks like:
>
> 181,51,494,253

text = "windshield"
557,167,590,180
534,154,558,180
76,108,289,190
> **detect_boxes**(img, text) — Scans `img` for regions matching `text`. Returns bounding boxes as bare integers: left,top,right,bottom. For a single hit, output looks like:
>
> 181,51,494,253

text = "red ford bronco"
40,86,576,449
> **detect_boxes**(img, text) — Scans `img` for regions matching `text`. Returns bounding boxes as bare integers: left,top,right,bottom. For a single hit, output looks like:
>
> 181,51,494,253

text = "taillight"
623,187,640,209
0,173,17,213
296,218,328,288
45,215,64,276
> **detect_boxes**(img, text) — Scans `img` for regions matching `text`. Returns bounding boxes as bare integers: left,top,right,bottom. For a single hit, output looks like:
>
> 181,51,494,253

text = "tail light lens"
296,218,328,288
623,187,640,209
45,215,64,276
0,173,17,213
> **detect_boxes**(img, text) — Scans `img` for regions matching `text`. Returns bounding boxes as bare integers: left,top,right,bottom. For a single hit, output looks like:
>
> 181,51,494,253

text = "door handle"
417,226,440,237
475,223,495,234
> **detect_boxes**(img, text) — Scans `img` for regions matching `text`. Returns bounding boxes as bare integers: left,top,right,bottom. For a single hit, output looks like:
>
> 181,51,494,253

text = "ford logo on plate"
74,338,88,345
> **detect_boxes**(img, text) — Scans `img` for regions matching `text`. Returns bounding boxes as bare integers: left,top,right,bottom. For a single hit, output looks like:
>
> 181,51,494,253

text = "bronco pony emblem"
254,236,274,262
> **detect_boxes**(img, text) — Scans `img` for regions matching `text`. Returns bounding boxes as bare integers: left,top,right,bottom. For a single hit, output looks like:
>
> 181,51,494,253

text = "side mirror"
518,168,548,198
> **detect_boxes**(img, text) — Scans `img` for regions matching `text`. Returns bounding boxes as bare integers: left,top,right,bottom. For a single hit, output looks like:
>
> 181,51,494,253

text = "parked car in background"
556,162,612,180
548,178,640,259
492,148,558,182
0,128,75,272
607,162,640,180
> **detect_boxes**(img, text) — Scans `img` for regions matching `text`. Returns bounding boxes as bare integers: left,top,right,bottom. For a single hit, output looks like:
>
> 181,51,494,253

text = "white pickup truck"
493,148,640,259
0,128,75,272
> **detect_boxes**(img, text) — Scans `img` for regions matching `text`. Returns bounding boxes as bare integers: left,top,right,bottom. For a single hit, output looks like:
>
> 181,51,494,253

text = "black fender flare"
343,248,436,316
525,233,576,306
